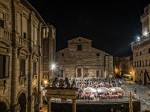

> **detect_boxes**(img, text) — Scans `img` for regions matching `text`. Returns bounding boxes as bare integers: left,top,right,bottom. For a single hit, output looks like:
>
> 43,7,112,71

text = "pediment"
18,47,29,57
68,37,92,44
0,41,10,48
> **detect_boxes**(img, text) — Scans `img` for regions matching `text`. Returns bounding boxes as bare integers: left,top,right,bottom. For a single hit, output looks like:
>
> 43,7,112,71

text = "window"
96,71,99,77
17,12,21,34
62,53,64,57
33,62,36,75
0,13,4,28
77,45,82,51
0,55,9,78
149,48,150,53
23,32,27,38
32,24,38,45
140,60,141,67
20,59,25,76
22,16,28,38
96,53,100,56
140,51,142,55
145,60,147,66
59,70,64,77
77,68,82,77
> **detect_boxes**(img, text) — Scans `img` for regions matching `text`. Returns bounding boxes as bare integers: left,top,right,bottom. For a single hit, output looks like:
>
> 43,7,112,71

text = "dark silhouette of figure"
134,87,137,94
71,79,76,88
144,69,150,85
52,77,59,88
64,77,70,88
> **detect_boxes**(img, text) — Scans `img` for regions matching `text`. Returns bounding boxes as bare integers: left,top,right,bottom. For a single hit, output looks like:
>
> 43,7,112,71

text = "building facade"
131,4,150,84
0,0,55,112
114,56,135,80
56,37,113,78
42,25,56,82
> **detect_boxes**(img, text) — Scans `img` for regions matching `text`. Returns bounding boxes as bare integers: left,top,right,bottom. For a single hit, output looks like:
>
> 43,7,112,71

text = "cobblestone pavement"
122,80,150,111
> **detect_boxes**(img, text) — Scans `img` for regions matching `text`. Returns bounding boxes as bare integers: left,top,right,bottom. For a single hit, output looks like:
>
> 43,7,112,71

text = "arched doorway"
18,93,26,112
0,102,7,112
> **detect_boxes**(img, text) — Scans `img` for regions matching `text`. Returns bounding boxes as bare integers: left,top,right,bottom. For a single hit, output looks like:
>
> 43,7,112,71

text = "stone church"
56,37,113,78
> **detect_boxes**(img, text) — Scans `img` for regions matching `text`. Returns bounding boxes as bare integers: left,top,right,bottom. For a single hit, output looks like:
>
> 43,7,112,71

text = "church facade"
56,37,113,78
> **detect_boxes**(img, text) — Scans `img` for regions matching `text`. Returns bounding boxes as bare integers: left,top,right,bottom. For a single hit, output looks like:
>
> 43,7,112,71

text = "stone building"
131,4,150,84
42,25,56,81
0,0,55,112
56,37,113,78
114,56,135,80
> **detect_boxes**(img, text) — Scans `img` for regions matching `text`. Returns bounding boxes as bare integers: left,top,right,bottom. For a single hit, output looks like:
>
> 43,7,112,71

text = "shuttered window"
33,62,36,75
0,55,9,78
0,12,4,28
20,59,25,76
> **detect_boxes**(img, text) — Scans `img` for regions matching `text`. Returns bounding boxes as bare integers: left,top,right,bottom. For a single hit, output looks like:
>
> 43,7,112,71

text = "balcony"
16,34,29,48
0,78,7,96
0,28,12,42
19,75,27,86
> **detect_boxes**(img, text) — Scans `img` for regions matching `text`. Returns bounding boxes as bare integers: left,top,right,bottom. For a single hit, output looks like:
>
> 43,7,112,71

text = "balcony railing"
0,28,12,42
0,78,7,96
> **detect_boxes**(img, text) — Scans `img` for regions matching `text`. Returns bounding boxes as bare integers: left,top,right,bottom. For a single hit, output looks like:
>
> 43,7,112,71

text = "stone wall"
56,37,113,78
0,0,49,111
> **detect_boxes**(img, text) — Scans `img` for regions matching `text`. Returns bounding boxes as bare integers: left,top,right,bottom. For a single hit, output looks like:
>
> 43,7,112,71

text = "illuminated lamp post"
51,63,56,78
143,31,148,37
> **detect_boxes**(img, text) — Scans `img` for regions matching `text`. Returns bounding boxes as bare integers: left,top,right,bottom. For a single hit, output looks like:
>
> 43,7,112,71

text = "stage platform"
51,98,141,112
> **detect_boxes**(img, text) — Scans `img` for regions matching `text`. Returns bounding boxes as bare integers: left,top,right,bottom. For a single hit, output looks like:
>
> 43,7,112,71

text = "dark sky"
27,0,149,57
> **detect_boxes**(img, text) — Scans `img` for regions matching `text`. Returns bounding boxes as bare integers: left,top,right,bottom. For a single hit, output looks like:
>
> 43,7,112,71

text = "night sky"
27,0,149,57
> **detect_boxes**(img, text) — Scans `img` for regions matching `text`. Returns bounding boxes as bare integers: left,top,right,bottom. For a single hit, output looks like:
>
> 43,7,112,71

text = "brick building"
56,37,113,78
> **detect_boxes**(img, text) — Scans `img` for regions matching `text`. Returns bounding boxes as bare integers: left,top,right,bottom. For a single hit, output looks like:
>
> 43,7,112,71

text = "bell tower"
141,4,150,37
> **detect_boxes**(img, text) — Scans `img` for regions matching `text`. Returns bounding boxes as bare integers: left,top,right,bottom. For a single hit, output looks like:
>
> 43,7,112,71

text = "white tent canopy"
109,87,124,93
83,87,97,93
97,87,109,93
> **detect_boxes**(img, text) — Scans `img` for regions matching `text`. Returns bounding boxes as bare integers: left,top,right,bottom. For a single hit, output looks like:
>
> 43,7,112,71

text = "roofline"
21,0,47,26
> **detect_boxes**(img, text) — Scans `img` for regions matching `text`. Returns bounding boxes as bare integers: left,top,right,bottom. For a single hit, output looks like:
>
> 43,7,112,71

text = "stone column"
11,47,20,112
48,97,51,112
10,1,20,111
27,55,33,112
72,99,76,112
38,23,43,110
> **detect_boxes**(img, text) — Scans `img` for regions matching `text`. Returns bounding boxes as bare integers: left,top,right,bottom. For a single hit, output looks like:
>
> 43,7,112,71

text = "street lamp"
51,63,56,78
51,63,56,70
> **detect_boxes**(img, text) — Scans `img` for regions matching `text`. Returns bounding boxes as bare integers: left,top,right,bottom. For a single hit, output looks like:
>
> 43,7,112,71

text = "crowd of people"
75,77,124,100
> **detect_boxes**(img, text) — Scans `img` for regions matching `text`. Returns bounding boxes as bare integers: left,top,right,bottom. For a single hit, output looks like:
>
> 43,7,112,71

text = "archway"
18,93,26,112
0,102,7,112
